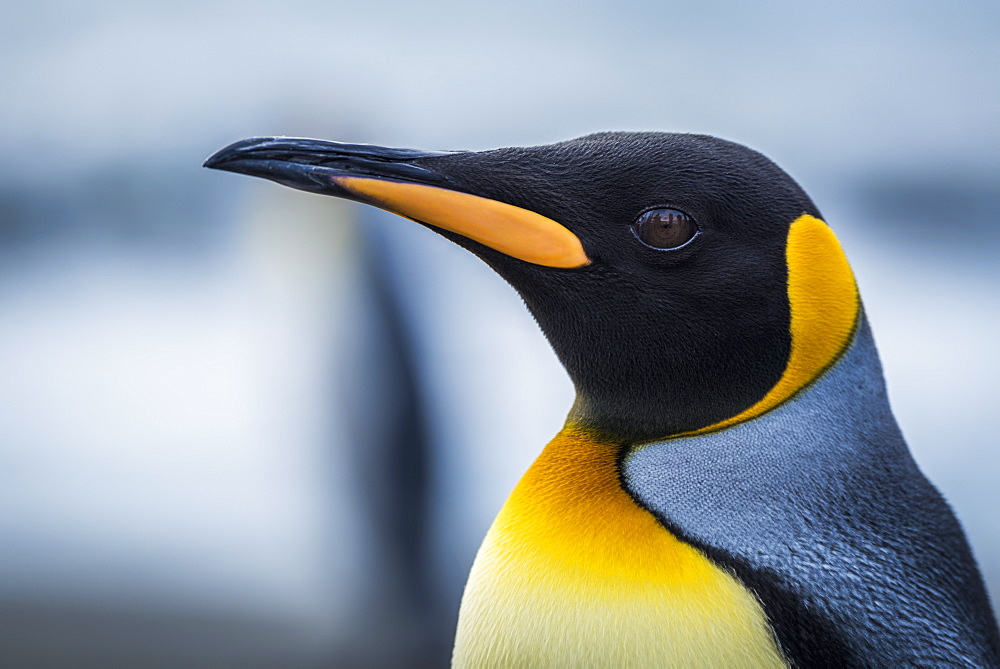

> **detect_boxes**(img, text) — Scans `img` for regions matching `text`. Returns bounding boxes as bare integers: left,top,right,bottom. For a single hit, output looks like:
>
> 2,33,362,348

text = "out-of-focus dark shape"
336,209,451,667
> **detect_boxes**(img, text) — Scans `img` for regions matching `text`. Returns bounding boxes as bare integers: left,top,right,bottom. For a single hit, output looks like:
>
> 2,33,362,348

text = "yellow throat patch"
452,427,787,668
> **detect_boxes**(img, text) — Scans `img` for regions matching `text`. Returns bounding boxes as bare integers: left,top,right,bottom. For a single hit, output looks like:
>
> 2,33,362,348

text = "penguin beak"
204,137,590,269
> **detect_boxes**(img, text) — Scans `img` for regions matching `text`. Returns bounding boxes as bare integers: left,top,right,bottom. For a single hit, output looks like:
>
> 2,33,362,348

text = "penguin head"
206,132,858,442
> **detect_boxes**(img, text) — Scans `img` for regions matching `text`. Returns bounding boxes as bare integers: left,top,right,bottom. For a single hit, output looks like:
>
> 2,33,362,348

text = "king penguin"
205,132,999,667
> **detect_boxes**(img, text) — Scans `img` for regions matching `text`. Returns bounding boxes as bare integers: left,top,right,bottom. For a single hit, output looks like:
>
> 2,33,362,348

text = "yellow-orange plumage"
453,426,786,668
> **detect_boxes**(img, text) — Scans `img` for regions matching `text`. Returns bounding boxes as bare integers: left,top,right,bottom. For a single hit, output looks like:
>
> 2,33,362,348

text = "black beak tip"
202,135,457,195
203,137,280,170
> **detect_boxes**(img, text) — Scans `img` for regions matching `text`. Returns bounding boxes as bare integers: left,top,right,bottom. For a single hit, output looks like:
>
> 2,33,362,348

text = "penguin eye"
632,208,698,249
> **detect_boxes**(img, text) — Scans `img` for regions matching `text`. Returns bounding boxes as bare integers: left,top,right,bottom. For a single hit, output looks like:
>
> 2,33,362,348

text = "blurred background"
1,1,997,666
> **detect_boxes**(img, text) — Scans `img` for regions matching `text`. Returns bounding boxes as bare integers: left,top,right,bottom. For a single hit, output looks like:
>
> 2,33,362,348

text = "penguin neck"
529,294,789,442
561,342,786,443
566,313,880,445
563,346,782,444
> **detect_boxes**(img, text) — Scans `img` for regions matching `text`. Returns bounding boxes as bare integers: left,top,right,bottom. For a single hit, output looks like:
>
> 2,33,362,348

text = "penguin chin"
466,261,789,442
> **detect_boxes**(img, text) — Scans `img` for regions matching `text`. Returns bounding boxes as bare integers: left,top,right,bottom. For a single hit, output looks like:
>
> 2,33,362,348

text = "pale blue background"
2,1,997,664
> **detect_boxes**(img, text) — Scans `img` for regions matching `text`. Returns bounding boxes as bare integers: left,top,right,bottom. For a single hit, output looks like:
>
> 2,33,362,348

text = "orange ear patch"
680,214,859,436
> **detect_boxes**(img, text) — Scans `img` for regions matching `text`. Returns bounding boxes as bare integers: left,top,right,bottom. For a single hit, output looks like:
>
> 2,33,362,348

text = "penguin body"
205,132,1000,666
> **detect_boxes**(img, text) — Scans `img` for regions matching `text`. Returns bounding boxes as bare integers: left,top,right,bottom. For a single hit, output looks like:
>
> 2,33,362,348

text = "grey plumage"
624,316,999,666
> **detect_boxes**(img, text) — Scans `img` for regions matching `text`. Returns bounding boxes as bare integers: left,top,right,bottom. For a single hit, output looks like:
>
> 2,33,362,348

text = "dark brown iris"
632,208,698,249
